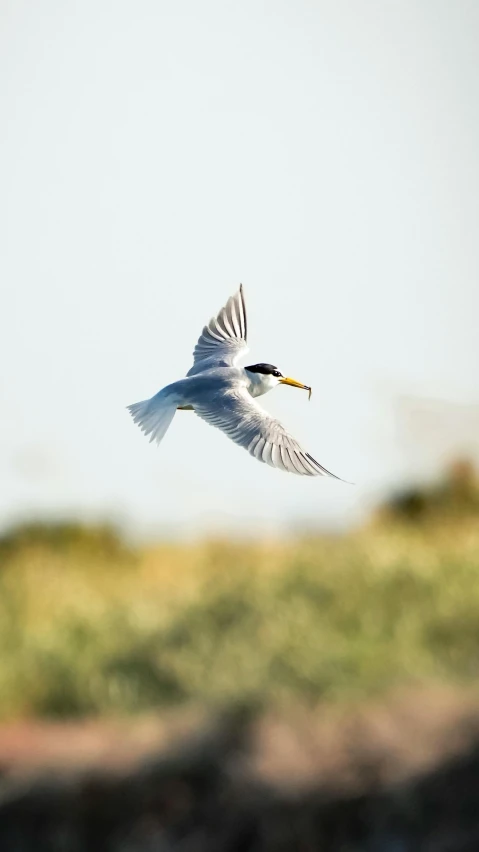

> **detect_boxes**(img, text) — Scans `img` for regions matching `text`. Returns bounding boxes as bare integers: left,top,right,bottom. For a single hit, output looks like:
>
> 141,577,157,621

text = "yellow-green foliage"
0,511,479,719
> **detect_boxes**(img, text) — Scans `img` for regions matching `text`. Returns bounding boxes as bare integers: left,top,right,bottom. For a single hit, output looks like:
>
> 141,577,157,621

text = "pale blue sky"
1,1,478,537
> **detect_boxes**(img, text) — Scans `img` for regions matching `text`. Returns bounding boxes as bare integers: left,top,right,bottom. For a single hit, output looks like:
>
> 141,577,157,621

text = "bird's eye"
272,370,281,378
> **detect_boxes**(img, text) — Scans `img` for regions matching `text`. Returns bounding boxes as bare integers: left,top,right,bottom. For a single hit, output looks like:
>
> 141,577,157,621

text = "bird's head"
245,363,312,399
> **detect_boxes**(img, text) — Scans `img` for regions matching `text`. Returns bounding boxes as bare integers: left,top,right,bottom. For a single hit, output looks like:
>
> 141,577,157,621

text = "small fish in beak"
279,376,312,400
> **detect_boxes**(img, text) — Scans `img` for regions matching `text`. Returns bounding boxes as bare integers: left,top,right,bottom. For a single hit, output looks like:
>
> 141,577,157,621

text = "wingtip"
239,283,247,341
337,474,355,485
331,475,355,485
304,452,352,484
332,473,355,485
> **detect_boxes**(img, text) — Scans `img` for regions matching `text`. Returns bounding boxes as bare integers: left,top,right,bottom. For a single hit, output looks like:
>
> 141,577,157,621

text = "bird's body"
128,285,344,478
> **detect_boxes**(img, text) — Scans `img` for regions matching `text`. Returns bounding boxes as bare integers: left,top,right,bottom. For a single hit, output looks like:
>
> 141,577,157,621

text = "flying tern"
128,285,344,478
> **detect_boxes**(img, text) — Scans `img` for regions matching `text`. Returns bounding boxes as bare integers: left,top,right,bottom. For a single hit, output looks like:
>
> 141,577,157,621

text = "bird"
127,285,344,478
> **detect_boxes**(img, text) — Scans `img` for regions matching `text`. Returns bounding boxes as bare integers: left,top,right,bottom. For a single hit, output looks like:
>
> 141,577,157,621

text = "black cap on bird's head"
245,363,312,398
245,362,282,377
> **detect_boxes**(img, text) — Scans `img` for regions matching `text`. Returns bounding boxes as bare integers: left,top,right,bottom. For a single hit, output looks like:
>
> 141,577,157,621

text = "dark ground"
1,688,479,851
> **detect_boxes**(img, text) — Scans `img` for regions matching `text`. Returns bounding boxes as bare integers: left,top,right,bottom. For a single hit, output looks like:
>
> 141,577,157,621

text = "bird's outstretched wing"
187,285,248,375
195,388,343,478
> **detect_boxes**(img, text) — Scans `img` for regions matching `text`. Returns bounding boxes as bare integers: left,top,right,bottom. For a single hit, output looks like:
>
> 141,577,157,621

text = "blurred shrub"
0,521,133,565
378,459,479,523
0,461,478,719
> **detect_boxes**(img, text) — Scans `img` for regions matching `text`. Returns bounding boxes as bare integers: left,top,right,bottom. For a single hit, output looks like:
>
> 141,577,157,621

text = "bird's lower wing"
194,389,343,478
187,285,248,375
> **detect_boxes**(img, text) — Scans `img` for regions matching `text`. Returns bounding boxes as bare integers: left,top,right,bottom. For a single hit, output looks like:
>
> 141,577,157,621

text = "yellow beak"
279,376,312,400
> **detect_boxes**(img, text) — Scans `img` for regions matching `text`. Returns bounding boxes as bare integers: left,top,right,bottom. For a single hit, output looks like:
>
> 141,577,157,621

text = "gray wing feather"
195,389,343,478
188,285,248,374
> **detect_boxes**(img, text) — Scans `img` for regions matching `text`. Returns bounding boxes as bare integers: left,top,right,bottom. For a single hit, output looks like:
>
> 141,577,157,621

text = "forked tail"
127,395,177,445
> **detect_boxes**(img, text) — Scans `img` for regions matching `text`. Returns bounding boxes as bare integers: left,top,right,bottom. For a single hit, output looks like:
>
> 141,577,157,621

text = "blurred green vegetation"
0,460,478,719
